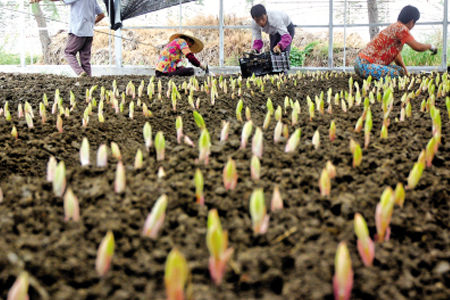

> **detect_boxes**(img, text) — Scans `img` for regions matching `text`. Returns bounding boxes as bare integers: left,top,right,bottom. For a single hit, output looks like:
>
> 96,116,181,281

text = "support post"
114,0,122,67
327,0,333,69
219,0,224,67
179,0,182,32
343,0,347,70
20,0,26,67
442,0,448,71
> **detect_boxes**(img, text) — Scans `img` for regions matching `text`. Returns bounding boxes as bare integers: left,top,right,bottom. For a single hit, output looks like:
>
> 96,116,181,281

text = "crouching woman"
155,32,207,77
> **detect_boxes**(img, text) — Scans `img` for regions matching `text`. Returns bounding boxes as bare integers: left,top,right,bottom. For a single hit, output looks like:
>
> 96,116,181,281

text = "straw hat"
169,31,204,53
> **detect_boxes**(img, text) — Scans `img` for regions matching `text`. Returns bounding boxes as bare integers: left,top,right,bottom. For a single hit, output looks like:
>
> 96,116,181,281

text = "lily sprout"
266,98,274,115
142,103,152,117
236,99,243,122
46,156,57,182
220,121,230,142
326,160,336,179
53,161,66,197
165,248,190,300
274,121,283,143
308,102,315,121
394,183,405,207
285,128,301,153
176,116,183,144
375,187,394,242
353,143,362,167
425,135,437,167
291,108,298,126
252,127,263,158
80,137,90,166
245,106,252,121
223,157,238,190
406,161,425,190
354,213,375,267
271,185,283,211
333,242,353,300
329,120,336,142
7,272,29,300
364,110,372,149
194,168,204,205
143,122,152,151
354,117,363,133
312,130,320,150
24,102,34,118
193,111,206,130
134,149,144,169
64,187,80,222
43,93,49,106
262,111,271,130
129,101,135,119
155,132,166,161
446,97,450,118
97,144,108,167
158,166,166,179
11,126,18,140
341,99,347,112
198,129,211,165
111,142,122,160
250,188,270,234
18,103,23,118
114,161,126,194
283,124,289,139
183,135,195,147
207,209,234,285
56,115,63,133
240,120,253,149
96,231,115,277
25,113,33,129
143,194,168,238
319,168,331,196
250,155,261,180
275,106,282,121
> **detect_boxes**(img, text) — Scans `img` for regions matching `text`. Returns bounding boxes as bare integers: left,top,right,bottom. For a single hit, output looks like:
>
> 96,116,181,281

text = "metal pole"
219,0,224,67
343,0,347,71
179,0,182,33
442,0,448,71
114,0,122,67
327,0,333,69
108,1,112,75
20,0,26,67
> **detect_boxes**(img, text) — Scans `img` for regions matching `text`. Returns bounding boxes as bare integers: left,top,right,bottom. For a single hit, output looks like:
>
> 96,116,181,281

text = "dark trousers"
155,66,195,77
269,23,295,55
64,33,94,76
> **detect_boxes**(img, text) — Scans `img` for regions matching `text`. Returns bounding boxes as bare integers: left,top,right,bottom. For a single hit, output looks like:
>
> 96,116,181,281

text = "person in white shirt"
31,0,105,77
249,4,295,55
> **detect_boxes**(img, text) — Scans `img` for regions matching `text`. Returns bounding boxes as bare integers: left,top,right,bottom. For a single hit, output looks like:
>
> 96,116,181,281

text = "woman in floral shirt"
155,32,207,77
354,5,437,80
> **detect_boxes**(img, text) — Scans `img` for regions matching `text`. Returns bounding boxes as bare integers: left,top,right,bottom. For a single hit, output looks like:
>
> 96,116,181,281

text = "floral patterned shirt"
359,21,414,65
156,38,192,73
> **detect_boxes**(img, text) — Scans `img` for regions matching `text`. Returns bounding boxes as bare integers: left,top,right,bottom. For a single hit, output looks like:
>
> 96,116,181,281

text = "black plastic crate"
239,51,290,78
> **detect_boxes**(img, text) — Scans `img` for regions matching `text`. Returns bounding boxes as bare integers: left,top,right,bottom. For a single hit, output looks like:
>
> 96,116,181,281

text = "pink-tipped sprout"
240,120,253,149
223,157,238,190
394,183,405,207
375,187,394,242
114,161,126,194
250,155,261,180
176,116,183,144
143,122,152,151
7,272,29,300
95,231,115,277
249,188,270,234
155,131,166,161
319,168,331,196
52,161,66,197
406,161,424,190
134,149,144,170
252,127,263,158
142,194,168,239
270,185,283,211
198,129,211,165
312,130,320,150
47,156,57,182
274,121,283,144
165,248,189,300
333,242,353,300
220,121,230,142
354,213,375,266
96,144,108,167
194,169,205,205
285,128,301,153
111,142,122,160
326,161,336,179
184,135,195,147
206,209,234,285
80,137,90,166
329,120,336,142
64,187,80,222
56,115,63,133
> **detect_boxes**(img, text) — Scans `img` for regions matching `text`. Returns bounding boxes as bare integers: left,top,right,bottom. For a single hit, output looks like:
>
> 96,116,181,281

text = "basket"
239,51,290,78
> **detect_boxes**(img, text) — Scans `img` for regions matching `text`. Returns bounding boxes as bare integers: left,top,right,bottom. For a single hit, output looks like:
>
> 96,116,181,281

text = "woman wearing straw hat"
155,32,208,77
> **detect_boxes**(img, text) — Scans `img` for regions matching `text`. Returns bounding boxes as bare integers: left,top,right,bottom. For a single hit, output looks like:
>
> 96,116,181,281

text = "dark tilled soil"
0,72,449,300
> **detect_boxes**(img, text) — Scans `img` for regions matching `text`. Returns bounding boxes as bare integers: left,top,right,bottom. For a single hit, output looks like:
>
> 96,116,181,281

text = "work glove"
273,45,281,54
249,49,259,55
429,44,438,55
200,63,208,70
